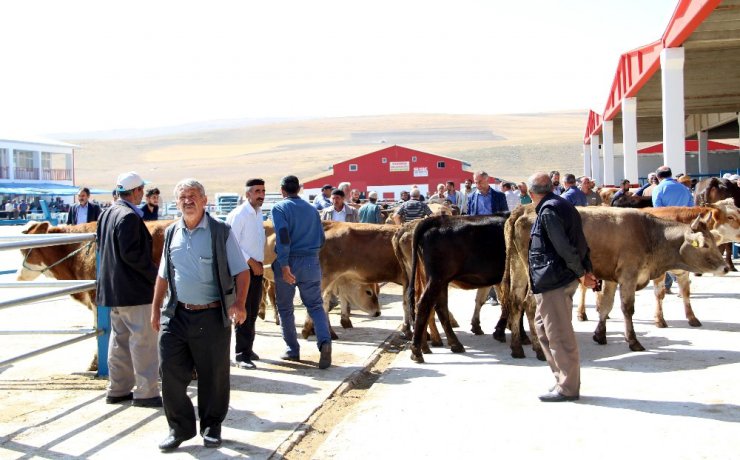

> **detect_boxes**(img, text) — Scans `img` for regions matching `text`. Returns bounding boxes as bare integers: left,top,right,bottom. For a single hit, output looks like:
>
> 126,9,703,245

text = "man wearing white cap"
96,171,162,408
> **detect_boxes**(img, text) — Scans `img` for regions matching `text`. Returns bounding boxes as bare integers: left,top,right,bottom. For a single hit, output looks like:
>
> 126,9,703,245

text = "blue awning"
0,182,109,196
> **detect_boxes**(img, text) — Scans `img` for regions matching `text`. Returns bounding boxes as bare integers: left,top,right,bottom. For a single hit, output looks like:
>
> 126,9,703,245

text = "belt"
177,300,222,311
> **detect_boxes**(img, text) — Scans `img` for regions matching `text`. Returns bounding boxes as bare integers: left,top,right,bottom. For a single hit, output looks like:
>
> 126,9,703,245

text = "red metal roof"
638,140,739,154
584,0,722,144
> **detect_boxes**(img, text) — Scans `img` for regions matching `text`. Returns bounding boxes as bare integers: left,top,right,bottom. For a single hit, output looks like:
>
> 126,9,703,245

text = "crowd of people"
38,163,735,449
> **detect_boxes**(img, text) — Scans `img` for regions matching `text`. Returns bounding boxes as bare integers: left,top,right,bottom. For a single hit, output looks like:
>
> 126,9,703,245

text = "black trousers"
235,273,263,362
159,306,231,437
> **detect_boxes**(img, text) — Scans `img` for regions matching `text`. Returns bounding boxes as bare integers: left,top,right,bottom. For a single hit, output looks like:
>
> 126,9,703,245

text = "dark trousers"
159,307,231,437
235,273,263,361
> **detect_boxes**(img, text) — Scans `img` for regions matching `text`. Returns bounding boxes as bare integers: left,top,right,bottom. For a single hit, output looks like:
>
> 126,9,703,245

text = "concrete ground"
1,225,739,459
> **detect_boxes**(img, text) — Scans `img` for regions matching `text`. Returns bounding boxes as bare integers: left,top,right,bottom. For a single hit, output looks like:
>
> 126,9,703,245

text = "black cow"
695,177,740,270
407,214,510,363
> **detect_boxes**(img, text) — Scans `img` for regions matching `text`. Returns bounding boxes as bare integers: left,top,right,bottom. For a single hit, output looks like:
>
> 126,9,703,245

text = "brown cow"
695,177,740,270
500,205,728,360
577,199,740,327
18,220,172,370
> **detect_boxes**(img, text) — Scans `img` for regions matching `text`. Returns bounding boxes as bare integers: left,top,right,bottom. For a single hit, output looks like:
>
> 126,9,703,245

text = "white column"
697,130,709,174
661,47,686,175
33,151,42,181
8,147,15,181
590,134,602,186
583,143,592,177
622,97,639,182
602,120,615,186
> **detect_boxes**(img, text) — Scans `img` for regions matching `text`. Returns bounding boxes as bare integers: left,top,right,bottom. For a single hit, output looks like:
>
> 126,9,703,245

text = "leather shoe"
280,352,300,362
202,426,222,448
105,392,133,404
249,351,260,361
538,390,579,402
318,343,332,369
233,359,256,370
132,396,163,408
158,432,194,451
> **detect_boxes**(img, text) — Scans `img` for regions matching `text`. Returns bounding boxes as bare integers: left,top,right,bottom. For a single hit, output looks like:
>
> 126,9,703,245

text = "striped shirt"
394,200,432,222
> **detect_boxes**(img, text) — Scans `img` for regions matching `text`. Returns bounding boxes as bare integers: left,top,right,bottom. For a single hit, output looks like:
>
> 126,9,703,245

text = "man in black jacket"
67,187,101,225
527,172,597,402
96,171,161,407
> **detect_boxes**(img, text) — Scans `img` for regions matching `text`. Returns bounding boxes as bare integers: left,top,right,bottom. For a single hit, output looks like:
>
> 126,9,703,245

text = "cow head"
707,198,740,244
340,282,381,317
680,214,729,275
16,221,51,281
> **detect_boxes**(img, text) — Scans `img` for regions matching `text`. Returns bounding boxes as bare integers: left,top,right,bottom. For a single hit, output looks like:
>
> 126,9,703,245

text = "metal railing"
0,232,101,369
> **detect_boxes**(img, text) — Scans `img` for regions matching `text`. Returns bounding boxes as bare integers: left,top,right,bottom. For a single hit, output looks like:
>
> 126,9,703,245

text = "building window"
381,157,387,164
437,161,446,168
349,164,358,172
411,156,417,162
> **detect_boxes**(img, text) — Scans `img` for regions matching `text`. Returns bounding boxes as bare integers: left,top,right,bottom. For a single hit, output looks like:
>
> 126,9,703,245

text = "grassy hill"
66,111,587,200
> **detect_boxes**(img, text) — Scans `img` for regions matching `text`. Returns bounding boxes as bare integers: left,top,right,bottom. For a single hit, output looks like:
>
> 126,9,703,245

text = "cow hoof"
422,344,432,354
521,334,532,346
430,339,443,348
535,349,546,361
400,329,412,340
450,343,465,353
340,318,353,329
655,319,668,328
577,313,588,322
449,318,460,328
330,330,339,340
492,329,506,343
593,334,607,345
510,347,525,359
688,318,702,327
88,356,99,372
410,351,425,364
471,325,484,335
258,311,266,320
629,342,646,352
301,327,314,339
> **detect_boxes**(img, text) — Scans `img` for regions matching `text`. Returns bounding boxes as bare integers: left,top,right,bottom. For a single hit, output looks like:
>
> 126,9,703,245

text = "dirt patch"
278,333,408,460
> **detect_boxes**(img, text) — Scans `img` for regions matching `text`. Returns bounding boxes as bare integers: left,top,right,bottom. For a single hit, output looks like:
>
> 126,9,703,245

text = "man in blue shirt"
467,171,508,216
272,175,332,369
652,166,694,207
561,173,587,207
313,184,332,211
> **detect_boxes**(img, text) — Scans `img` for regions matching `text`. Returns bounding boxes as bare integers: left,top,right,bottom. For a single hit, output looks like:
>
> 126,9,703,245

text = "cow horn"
690,214,706,232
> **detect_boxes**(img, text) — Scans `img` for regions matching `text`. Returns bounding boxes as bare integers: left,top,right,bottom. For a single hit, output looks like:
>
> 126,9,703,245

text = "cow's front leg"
676,271,700,327
619,285,644,351
339,294,353,329
426,311,444,347
435,289,463,353
592,280,617,345
652,273,668,328
577,283,588,321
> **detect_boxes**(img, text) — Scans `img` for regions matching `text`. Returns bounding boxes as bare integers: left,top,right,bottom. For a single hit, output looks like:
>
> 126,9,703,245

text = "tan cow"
500,205,728,360
18,219,172,370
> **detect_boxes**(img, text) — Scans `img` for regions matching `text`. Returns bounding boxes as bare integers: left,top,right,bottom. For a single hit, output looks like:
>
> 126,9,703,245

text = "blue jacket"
561,186,587,207
652,178,693,207
272,196,326,265
467,188,508,215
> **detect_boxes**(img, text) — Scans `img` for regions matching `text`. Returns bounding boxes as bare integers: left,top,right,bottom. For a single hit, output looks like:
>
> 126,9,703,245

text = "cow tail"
498,206,523,315
408,225,420,321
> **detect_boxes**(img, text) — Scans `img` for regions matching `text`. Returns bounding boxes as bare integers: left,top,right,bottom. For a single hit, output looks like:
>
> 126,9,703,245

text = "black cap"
321,184,333,190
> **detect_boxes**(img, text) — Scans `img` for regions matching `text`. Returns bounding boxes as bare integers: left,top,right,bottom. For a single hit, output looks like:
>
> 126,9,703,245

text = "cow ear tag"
691,239,699,248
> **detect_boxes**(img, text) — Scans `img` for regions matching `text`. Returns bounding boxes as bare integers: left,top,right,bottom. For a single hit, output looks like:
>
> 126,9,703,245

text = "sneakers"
233,359,256,370
319,343,332,369
105,392,133,404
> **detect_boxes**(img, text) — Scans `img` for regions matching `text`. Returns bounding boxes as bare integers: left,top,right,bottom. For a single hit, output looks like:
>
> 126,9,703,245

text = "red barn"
302,145,473,201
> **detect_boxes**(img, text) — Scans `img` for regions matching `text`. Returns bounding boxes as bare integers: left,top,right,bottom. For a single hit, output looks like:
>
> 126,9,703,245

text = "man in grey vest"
151,178,249,451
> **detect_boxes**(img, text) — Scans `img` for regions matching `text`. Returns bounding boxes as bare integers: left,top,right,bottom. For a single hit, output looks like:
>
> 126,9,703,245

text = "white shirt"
504,190,521,211
331,205,347,222
225,201,266,263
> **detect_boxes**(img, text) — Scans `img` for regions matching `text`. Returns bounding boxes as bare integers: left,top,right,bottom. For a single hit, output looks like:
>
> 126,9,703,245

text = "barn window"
437,161,446,168
411,156,417,162
349,164,358,172
381,157,387,164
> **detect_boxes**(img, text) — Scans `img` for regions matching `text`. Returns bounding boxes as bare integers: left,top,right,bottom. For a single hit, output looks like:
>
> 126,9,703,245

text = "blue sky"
1,0,678,135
